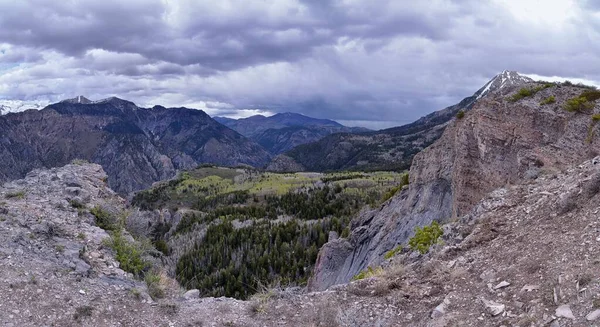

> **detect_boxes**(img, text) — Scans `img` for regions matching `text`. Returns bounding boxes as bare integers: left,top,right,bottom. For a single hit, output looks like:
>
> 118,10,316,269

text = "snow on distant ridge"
0,99,49,115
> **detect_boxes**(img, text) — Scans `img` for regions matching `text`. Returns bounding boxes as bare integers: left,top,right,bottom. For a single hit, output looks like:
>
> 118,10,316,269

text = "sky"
0,0,599,129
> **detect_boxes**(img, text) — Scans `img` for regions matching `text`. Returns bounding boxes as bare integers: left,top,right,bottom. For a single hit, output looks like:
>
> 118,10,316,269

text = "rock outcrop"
309,82,600,291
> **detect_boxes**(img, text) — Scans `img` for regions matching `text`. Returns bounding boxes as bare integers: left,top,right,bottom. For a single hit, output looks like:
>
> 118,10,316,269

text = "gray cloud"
0,0,598,128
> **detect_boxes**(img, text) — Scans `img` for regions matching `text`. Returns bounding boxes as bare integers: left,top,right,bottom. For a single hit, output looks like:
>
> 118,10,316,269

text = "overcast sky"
0,0,599,129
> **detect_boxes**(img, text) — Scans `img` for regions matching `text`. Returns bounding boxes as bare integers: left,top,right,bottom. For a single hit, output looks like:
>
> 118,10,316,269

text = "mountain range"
0,96,270,194
215,112,369,154
268,70,535,172
0,71,535,196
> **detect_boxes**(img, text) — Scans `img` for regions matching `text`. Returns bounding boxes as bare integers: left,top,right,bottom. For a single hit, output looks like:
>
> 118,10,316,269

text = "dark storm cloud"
0,0,598,128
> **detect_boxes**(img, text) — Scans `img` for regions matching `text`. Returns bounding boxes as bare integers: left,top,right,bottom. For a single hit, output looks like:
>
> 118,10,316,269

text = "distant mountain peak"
61,95,92,104
476,70,534,99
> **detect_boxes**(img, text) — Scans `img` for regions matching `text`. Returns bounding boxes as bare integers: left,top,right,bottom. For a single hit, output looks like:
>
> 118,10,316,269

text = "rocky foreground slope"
4,144,600,326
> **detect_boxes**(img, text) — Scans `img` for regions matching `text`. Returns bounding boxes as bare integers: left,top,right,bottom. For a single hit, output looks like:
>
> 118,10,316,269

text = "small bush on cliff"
145,271,166,299
509,84,553,103
384,245,403,260
509,87,534,102
103,231,151,277
540,95,556,105
581,90,600,102
381,173,409,202
408,221,444,254
352,266,384,281
564,96,594,112
593,114,600,122
5,191,25,199
456,110,465,119
91,206,121,231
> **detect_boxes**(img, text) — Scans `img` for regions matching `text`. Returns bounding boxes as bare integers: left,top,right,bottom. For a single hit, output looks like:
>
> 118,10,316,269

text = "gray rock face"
309,83,600,291
0,98,271,194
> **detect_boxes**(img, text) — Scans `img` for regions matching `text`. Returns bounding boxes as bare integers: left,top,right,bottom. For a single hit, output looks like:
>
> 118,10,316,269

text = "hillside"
268,71,534,172
310,81,600,291
215,112,368,154
0,97,271,194
130,166,407,299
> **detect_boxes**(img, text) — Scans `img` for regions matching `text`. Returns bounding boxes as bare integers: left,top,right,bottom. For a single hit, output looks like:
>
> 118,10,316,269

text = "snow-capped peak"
60,95,92,104
0,99,50,115
476,70,534,99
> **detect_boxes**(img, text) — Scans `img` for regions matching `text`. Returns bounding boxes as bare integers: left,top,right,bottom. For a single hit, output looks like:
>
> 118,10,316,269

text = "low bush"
381,173,409,202
408,221,444,254
564,96,594,112
540,95,556,105
581,90,600,102
593,114,600,122
352,266,384,281
69,199,86,209
145,271,166,299
71,159,89,165
509,87,534,102
510,84,553,102
90,206,121,231
103,231,151,277
5,191,25,199
456,110,465,119
384,245,403,259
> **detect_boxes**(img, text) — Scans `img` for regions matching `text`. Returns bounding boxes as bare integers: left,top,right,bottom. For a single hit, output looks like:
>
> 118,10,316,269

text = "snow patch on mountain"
0,99,49,115
476,70,534,99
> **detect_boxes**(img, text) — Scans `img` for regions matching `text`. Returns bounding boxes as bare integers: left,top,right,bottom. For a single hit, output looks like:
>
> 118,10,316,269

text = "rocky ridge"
309,82,600,291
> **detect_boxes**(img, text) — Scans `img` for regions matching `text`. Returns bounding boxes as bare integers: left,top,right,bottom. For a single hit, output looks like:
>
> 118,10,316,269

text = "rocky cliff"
0,97,271,194
309,81,600,291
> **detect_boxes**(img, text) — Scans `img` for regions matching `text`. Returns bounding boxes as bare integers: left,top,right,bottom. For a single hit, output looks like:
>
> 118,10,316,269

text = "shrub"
73,306,93,321
5,191,25,199
103,231,151,277
593,114,600,122
408,221,444,254
384,245,403,260
90,206,120,231
564,96,594,112
510,84,553,103
145,271,166,299
509,87,534,102
456,110,465,119
352,266,384,281
69,199,86,209
581,90,600,102
71,159,89,165
540,95,556,105
381,173,409,202
154,239,169,256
